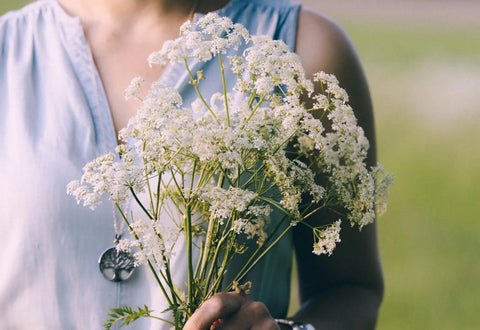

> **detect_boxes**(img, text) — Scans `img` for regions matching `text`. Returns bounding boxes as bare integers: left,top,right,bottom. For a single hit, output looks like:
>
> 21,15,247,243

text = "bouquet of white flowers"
67,13,393,329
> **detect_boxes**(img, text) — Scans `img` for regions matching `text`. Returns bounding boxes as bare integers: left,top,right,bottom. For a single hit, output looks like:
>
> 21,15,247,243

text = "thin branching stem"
218,54,230,127
184,58,219,124
116,203,173,306
129,187,154,220
242,92,268,128
184,203,194,312
229,222,292,289
198,172,225,282
154,172,162,220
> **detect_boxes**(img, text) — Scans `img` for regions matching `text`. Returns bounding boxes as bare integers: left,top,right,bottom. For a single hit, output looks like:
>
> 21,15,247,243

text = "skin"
58,0,383,328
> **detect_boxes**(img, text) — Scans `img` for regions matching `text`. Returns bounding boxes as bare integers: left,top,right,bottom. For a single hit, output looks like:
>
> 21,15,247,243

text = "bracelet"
275,318,316,330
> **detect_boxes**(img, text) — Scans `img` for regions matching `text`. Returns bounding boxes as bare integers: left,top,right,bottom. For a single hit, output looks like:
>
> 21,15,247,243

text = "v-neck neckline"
50,0,234,153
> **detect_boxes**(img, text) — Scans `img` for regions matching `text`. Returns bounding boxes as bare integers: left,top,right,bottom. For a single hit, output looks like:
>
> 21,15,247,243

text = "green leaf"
103,305,152,330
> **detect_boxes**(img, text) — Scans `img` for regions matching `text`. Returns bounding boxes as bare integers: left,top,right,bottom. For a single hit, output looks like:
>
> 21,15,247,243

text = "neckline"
49,0,236,152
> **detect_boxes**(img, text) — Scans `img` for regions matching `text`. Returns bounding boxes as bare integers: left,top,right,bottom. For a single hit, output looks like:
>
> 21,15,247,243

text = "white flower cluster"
115,215,182,270
148,13,249,65
312,220,342,256
67,151,144,209
199,186,257,222
295,72,395,229
231,216,268,245
68,13,393,275
230,35,313,96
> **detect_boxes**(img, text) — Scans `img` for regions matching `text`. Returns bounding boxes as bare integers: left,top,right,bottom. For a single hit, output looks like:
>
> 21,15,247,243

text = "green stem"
197,172,225,282
247,91,257,108
190,159,198,193
301,204,326,221
146,315,175,325
229,222,292,289
204,231,230,296
170,168,186,203
162,255,181,306
115,203,173,306
240,162,267,189
184,203,194,312
271,129,300,156
184,58,219,123
129,187,153,220
208,236,232,296
194,241,205,280
242,92,268,128
218,53,230,127
141,140,156,216
257,196,294,217
154,172,162,220
197,213,216,280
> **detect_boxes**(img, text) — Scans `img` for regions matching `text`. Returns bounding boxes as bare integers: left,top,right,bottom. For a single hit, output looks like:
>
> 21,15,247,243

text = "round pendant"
98,247,136,282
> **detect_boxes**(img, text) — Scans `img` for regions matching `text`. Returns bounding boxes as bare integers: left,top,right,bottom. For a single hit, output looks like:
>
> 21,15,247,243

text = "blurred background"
2,0,479,329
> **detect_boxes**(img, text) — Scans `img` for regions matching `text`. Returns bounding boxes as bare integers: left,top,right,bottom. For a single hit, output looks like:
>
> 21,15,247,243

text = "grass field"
357,24,480,330
0,0,29,14
2,1,479,329
361,29,480,330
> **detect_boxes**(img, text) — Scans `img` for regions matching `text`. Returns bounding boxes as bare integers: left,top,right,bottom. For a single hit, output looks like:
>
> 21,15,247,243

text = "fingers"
184,292,246,330
183,292,280,330
215,300,279,330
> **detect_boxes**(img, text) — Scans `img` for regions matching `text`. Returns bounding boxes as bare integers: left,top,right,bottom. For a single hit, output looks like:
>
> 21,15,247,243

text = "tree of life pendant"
98,246,136,282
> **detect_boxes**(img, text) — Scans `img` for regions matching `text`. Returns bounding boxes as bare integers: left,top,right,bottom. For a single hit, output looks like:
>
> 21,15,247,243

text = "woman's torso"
0,0,300,328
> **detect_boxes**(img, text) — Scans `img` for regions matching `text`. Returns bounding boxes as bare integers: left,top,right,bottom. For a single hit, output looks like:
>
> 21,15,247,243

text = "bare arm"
290,8,383,330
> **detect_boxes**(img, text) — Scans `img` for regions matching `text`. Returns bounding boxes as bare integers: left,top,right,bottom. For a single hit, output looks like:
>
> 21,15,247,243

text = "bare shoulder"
296,7,377,163
296,7,360,79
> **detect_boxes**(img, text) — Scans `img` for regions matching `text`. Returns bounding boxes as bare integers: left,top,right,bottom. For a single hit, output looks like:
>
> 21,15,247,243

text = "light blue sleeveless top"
0,0,301,328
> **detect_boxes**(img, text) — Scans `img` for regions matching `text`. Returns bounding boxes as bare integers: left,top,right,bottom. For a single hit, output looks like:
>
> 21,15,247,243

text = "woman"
0,0,383,329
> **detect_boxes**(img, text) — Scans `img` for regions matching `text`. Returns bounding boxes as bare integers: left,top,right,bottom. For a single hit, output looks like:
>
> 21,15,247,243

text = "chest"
93,43,165,136
86,27,181,137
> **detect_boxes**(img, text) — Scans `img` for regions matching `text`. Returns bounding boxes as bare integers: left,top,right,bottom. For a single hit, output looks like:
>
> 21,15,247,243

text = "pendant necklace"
98,201,136,282
98,0,197,282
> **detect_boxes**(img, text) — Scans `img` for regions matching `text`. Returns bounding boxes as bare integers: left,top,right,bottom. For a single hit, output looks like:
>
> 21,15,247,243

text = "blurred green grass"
355,24,480,329
0,0,29,14
2,1,479,329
